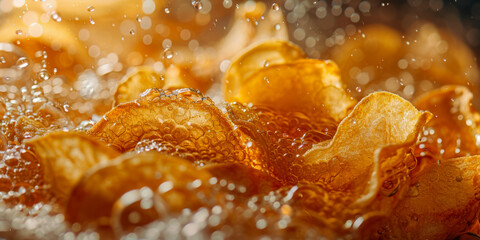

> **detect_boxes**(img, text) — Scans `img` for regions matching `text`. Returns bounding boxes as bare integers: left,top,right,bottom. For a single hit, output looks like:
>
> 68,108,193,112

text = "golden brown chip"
114,66,165,106
407,23,479,91
414,85,480,160
214,2,290,64
113,65,207,106
380,155,480,239
25,131,120,200
329,23,479,101
227,102,337,184
0,20,92,81
222,40,305,102
227,59,356,122
329,24,404,99
163,65,206,91
66,151,215,229
301,92,431,194
89,88,259,166
172,2,289,90
269,94,432,237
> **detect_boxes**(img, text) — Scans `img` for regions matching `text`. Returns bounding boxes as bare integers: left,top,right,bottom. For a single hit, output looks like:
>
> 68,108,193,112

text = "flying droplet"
164,8,170,14
15,29,23,35
50,11,62,22
263,60,270,67
163,48,173,59
191,0,203,10
38,69,50,81
129,30,135,35
87,5,95,12
272,3,280,11
0,57,5,64
16,57,29,70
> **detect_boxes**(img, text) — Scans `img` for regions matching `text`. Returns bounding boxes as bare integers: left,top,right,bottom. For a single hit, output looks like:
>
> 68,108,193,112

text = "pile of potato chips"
0,1,479,239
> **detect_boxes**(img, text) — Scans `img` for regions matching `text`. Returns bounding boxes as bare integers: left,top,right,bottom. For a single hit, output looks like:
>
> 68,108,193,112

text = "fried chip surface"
302,92,431,194
222,40,305,102
89,88,258,165
380,156,480,239
25,131,120,200
114,67,165,106
226,58,356,122
414,85,480,159
227,103,337,184
66,151,214,229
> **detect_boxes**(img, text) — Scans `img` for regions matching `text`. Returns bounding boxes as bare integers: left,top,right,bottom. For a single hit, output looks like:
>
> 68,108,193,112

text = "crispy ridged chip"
381,156,480,239
414,85,480,159
227,103,337,184
89,88,259,165
226,59,356,122
66,151,214,228
222,40,305,102
302,92,431,194
25,131,120,200
114,66,205,106
330,24,479,101
114,67,165,106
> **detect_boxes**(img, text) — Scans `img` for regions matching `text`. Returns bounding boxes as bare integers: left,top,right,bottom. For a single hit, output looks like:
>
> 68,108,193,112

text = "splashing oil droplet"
191,0,203,10
272,3,280,11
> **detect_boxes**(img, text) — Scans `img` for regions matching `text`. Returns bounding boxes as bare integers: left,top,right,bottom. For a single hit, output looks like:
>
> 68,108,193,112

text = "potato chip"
222,40,305,102
228,59,356,122
227,102,337,184
414,85,480,159
25,131,120,200
113,66,165,106
329,23,479,101
0,20,92,81
89,88,259,166
271,95,432,237
380,155,480,239
407,23,479,91
113,65,208,106
163,65,206,91
301,92,431,193
214,2,289,63
329,24,404,99
66,151,215,229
